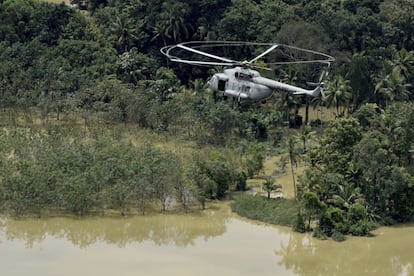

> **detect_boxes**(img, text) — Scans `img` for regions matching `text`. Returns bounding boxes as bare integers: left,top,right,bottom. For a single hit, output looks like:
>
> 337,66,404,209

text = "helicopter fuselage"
162,41,333,101
207,67,273,101
207,66,323,101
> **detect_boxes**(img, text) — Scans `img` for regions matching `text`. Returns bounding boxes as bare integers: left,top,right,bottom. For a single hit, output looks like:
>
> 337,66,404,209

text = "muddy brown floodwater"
0,203,413,276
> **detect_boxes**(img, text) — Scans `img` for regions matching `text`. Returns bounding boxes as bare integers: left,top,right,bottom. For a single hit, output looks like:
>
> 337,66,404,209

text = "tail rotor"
306,67,330,99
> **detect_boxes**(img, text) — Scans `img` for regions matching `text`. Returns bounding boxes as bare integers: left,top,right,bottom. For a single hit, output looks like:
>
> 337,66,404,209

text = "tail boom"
252,77,323,97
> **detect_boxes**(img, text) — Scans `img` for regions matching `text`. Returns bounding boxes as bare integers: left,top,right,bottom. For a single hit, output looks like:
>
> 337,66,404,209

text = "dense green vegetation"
297,103,414,239
0,0,414,240
0,123,265,215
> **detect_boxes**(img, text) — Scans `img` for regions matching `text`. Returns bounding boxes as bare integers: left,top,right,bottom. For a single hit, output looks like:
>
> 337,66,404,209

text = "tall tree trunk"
290,157,297,201
305,96,310,125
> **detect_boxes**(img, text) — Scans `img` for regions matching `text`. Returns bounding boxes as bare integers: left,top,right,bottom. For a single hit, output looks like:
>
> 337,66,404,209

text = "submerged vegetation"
0,122,259,216
0,0,414,241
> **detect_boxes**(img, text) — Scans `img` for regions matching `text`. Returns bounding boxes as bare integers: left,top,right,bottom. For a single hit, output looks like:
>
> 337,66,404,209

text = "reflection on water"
0,207,228,249
276,226,414,276
0,203,414,276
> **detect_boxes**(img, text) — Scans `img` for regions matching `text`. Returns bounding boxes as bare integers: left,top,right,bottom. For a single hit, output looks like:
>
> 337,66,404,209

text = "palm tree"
286,136,300,200
152,2,193,45
196,18,217,40
110,15,141,52
310,90,326,123
327,182,364,210
152,22,169,47
277,68,302,127
373,48,412,107
165,15,191,43
324,75,352,117
262,177,282,199
374,70,411,106
385,72,411,101
296,124,316,153
391,48,414,79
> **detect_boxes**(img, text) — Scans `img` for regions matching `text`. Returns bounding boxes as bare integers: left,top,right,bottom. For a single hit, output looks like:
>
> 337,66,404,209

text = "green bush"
347,203,377,236
348,220,376,236
312,228,328,240
293,213,306,233
318,206,347,237
348,203,366,224
332,230,346,242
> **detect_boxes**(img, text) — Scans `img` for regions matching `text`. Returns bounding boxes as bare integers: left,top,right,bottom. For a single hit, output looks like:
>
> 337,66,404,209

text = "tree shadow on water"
275,227,414,276
0,208,228,249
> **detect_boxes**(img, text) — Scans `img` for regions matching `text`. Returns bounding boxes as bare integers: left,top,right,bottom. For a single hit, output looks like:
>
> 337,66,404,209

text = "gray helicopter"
161,41,334,101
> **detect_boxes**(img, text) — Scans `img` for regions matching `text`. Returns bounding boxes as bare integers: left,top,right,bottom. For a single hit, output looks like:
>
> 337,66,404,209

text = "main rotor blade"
250,64,273,71
177,44,236,63
319,63,331,82
248,44,278,64
267,60,332,65
320,84,326,99
319,70,326,83
170,59,234,66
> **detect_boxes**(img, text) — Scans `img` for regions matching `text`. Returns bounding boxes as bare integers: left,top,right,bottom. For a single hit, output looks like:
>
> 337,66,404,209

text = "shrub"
348,220,376,236
293,212,306,233
312,228,328,240
348,203,366,224
347,202,377,236
318,206,347,237
332,230,346,242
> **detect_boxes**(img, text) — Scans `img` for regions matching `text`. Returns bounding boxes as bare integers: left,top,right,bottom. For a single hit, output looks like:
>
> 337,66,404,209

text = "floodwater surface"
0,204,413,276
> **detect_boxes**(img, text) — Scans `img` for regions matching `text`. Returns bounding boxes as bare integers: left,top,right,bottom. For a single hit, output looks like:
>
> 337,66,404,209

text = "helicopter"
161,41,334,101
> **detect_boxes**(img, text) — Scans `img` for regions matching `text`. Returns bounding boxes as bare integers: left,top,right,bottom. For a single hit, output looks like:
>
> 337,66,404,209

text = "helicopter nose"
207,75,217,89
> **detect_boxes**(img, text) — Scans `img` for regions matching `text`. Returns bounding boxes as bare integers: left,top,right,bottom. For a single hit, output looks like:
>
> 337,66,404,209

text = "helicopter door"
218,80,226,91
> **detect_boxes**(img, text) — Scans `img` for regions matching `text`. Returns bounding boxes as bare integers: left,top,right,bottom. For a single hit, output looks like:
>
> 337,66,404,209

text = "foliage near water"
297,103,414,240
233,103,414,241
0,123,264,216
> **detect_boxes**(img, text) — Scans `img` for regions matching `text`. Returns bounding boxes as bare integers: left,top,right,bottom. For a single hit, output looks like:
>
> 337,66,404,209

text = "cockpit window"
237,72,252,79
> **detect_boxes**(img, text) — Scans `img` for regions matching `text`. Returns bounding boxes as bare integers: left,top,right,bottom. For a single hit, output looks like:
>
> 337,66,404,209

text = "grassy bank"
231,193,298,227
